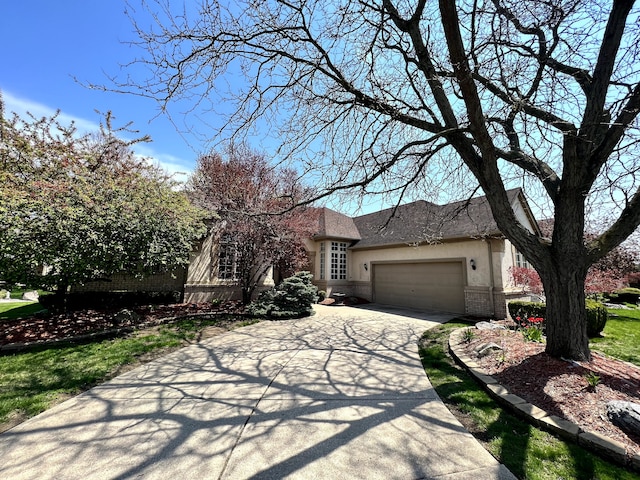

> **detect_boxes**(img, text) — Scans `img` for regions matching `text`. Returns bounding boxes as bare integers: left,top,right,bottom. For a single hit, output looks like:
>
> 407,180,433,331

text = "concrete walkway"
0,304,515,479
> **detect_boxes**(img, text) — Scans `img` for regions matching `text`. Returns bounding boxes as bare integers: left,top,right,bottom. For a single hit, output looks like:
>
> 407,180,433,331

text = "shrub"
507,301,546,324
508,300,607,338
585,299,608,337
317,290,327,302
247,271,318,319
611,287,640,305
39,291,182,313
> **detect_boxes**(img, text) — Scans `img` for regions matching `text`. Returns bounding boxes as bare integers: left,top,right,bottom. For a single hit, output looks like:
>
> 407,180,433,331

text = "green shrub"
612,287,640,305
317,290,327,302
507,301,546,325
247,271,318,319
586,299,608,337
508,300,608,338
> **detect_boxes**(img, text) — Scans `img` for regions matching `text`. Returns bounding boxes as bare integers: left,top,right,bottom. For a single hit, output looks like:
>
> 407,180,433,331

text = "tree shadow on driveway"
0,310,508,480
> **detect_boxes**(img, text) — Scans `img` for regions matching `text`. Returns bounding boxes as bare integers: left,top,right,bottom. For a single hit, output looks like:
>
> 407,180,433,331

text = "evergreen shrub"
248,271,318,319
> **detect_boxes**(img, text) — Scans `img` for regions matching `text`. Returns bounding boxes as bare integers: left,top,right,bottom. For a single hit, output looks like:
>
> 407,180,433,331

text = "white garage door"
373,262,465,313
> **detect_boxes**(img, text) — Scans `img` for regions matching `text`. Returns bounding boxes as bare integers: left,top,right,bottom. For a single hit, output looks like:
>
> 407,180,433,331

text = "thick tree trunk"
541,265,591,361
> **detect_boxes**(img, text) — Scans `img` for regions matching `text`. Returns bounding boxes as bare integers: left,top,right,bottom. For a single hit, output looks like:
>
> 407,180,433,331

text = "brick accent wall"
73,269,186,293
464,286,494,317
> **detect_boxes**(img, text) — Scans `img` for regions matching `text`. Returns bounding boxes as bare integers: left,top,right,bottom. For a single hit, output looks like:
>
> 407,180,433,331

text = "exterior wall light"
470,259,477,270
364,263,368,271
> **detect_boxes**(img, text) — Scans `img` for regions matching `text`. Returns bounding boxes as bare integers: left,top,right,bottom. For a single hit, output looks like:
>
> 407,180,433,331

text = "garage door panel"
373,262,465,313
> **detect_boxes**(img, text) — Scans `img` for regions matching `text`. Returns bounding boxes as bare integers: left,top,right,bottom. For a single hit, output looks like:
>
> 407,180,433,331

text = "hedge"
507,300,608,338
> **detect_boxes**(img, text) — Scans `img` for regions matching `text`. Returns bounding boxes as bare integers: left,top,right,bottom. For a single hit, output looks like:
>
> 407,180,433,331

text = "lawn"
419,322,640,480
591,308,640,366
0,305,259,430
0,302,47,320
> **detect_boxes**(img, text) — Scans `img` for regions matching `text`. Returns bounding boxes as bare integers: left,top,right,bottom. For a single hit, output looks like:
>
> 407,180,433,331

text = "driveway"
0,304,515,479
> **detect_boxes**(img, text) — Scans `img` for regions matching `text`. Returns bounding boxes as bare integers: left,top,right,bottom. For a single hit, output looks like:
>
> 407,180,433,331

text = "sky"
1,1,203,180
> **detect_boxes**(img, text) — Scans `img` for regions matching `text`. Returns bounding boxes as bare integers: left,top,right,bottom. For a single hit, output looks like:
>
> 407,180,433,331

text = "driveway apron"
0,304,515,479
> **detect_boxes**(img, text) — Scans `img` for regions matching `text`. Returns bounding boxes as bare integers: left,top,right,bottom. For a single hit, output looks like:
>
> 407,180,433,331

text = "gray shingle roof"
351,189,524,249
313,189,534,249
313,207,362,241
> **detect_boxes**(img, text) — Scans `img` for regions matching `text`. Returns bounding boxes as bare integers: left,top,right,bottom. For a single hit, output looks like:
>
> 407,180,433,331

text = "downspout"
487,239,495,317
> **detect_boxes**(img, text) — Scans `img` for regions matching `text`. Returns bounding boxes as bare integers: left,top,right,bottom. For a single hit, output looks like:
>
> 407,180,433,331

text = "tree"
187,144,317,304
0,100,207,302
121,1,640,361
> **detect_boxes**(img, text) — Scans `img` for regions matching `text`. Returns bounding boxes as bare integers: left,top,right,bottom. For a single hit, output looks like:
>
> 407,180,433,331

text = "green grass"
591,308,640,366
0,314,259,427
419,322,639,480
0,302,47,320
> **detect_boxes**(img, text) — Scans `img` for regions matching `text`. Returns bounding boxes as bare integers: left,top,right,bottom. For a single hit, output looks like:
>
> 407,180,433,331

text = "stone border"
448,327,640,472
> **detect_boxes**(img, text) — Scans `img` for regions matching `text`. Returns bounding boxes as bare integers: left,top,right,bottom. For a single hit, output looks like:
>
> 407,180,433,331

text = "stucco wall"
349,239,495,287
184,232,275,303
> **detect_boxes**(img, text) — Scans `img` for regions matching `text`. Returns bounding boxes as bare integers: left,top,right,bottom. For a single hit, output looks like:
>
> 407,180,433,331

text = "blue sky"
1,1,202,179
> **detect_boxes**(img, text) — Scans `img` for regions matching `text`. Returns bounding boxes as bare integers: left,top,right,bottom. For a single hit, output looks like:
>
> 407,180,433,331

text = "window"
217,234,238,280
319,242,326,280
515,250,531,269
330,241,347,280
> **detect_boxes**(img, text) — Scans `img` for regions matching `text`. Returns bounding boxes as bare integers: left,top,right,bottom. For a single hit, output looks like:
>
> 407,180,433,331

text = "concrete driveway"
0,304,515,479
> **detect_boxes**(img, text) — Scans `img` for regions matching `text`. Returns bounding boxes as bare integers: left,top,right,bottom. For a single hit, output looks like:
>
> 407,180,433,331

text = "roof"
313,207,361,241
315,189,537,249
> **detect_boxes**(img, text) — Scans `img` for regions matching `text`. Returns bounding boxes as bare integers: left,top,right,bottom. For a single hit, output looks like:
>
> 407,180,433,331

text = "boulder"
112,309,141,327
476,342,503,358
475,321,506,331
21,290,39,301
606,401,640,436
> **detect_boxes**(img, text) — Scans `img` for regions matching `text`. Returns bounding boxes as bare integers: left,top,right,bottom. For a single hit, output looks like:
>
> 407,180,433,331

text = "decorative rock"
475,321,506,331
21,290,39,301
606,401,640,436
112,309,140,326
476,342,503,357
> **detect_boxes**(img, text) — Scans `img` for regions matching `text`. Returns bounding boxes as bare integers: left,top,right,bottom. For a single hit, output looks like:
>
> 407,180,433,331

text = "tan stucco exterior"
183,233,274,303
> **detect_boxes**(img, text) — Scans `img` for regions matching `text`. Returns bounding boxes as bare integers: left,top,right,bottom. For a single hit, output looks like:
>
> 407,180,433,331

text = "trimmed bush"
507,301,546,325
248,271,318,319
586,299,608,337
508,300,608,338
40,291,182,313
317,290,327,302
611,287,640,305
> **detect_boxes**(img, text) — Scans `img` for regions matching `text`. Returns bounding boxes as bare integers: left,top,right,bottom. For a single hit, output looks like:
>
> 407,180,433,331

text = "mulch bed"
0,302,245,348
457,325,640,457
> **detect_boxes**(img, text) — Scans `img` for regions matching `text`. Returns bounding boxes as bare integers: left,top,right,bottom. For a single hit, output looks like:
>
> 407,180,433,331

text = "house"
75,188,540,318
303,188,540,318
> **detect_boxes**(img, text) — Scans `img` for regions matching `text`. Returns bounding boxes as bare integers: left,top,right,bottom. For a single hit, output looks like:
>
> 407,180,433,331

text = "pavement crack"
217,348,303,480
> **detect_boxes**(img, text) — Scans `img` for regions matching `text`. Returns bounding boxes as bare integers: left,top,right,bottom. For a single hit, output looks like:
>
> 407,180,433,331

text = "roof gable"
351,188,536,249
313,207,361,241
311,189,539,249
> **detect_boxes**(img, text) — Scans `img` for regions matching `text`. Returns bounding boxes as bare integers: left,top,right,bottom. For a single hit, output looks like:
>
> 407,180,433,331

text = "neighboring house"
75,188,540,318
304,188,540,319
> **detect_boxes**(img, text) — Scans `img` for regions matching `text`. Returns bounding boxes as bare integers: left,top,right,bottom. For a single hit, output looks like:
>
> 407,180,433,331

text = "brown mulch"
0,302,246,347
457,326,640,457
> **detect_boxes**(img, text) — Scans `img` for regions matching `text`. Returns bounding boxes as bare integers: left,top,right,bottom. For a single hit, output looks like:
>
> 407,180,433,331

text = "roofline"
349,232,504,250
511,189,542,237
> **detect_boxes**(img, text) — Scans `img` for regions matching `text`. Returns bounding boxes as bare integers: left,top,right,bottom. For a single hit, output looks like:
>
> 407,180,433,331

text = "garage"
373,261,465,313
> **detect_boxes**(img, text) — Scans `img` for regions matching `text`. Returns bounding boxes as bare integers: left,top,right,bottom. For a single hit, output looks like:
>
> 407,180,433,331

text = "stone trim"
448,328,640,471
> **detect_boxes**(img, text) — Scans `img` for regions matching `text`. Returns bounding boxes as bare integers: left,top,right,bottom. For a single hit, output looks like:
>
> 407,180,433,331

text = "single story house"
75,188,540,318
304,188,540,319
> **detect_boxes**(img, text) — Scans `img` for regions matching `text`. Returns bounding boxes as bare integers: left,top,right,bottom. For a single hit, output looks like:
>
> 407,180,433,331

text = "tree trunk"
540,263,591,361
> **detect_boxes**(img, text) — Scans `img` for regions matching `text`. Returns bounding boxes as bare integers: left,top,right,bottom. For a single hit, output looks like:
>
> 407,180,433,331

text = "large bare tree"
119,0,640,360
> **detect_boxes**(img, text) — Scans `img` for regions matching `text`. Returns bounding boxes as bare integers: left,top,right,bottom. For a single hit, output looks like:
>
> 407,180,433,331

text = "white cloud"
2,90,100,135
2,90,194,179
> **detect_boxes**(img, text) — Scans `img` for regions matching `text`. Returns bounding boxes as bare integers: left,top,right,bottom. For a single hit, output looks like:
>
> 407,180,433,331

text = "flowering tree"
0,102,207,302
187,144,317,304
508,266,544,297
